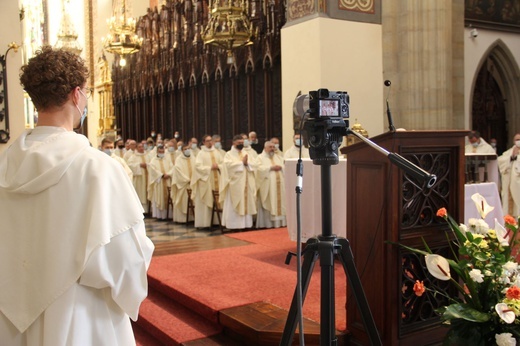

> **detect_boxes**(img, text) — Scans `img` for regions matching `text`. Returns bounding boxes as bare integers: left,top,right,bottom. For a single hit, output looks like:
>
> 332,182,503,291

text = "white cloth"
284,145,309,160
0,127,154,343
148,156,174,219
127,152,150,213
255,151,286,228
498,146,520,216
111,153,133,181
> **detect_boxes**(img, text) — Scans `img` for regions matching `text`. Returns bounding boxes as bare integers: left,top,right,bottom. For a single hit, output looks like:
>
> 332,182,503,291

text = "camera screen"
319,99,339,116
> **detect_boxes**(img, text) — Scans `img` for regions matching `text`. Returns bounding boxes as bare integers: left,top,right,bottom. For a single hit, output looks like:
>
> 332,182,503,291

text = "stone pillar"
281,0,384,149
382,0,465,130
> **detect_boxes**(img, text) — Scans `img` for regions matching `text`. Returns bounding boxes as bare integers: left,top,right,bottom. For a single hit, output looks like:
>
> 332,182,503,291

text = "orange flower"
413,280,425,297
436,208,447,218
506,286,520,300
504,215,517,226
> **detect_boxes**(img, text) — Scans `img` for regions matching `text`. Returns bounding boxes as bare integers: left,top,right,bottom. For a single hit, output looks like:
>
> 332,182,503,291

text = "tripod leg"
336,238,382,346
280,238,319,346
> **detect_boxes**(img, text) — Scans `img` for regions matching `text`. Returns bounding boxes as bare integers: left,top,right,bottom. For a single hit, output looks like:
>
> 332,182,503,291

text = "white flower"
459,223,468,233
496,332,516,346
468,218,490,235
469,269,484,283
471,193,495,219
425,254,451,281
504,261,518,273
495,303,516,324
495,220,511,246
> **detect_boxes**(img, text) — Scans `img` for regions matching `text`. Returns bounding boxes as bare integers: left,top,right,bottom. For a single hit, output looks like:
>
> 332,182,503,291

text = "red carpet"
147,227,347,331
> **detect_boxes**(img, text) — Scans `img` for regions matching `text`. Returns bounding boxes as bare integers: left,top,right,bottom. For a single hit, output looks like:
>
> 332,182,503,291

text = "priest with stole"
172,142,196,223
220,135,257,229
148,144,174,220
255,141,287,228
191,135,223,228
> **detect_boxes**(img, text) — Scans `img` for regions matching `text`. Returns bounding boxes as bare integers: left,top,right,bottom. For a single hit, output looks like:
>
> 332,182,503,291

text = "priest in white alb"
255,141,287,228
498,133,520,216
220,135,257,229
191,135,223,228
148,144,174,220
172,142,196,223
127,142,150,214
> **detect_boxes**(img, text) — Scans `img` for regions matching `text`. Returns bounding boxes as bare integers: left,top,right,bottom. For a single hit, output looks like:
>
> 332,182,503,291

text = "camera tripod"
280,163,382,346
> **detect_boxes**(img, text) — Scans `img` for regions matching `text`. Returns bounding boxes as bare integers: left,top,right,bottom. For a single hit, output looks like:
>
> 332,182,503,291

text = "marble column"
382,0,465,130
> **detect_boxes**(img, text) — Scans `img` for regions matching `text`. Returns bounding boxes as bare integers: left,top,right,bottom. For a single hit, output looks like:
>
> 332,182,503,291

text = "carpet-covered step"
135,289,223,346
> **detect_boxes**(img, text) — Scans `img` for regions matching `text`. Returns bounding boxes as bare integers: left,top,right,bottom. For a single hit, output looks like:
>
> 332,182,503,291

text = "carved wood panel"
112,0,285,148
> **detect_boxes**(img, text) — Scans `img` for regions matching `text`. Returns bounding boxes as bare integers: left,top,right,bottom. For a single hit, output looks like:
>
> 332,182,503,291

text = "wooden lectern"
340,130,467,346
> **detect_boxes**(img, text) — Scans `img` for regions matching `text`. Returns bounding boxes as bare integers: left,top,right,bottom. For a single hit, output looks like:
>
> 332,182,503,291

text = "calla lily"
471,193,494,219
425,254,451,281
495,303,516,324
495,219,510,246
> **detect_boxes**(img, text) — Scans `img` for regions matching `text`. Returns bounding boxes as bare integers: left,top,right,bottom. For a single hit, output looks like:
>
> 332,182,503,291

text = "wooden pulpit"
340,130,467,346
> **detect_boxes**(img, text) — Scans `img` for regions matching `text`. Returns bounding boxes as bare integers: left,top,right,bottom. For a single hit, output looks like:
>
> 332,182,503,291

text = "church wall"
281,17,384,149
464,27,520,140
0,0,24,155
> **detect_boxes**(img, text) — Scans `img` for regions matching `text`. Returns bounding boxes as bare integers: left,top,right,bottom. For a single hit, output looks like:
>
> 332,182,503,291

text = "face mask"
184,149,191,157
236,144,244,151
168,146,175,152
143,144,148,150
295,139,302,147
103,149,113,156
471,142,479,148
244,139,251,147
214,142,222,150
177,145,183,151
515,141,520,148
491,142,497,148
274,144,279,150
191,143,198,150
157,153,165,158
74,89,88,130
252,139,258,144
269,151,274,157
174,134,179,139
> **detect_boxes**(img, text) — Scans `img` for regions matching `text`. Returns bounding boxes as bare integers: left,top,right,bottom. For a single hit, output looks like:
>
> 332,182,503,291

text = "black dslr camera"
300,89,350,165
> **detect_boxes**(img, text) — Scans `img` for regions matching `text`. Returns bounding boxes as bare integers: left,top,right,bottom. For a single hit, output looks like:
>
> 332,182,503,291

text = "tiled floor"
144,217,225,243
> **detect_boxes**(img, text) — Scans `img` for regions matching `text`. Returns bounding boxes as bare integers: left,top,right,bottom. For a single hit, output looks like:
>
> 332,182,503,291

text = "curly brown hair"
19,45,89,111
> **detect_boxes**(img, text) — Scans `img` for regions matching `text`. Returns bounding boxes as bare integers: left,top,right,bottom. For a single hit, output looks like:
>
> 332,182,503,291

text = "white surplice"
0,127,154,346
255,151,287,228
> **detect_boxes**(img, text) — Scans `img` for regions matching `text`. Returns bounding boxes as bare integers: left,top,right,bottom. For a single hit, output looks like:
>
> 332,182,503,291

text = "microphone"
384,80,396,132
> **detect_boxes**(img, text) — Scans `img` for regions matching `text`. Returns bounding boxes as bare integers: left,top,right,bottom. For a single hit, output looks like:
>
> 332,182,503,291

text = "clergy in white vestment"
100,138,133,181
123,139,137,161
190,137,201,157
241,135,259,160
0,46,154,346
465,130,496,154
220,135,257,229
166,141,178,165
212,134,227,157
270,136,284,159
172,143,196,223
127,142,151,213
498,133,520,217
114,138,126,159
191,135,223,228
255,141,287,228
148,145,174,220
284,133,310,160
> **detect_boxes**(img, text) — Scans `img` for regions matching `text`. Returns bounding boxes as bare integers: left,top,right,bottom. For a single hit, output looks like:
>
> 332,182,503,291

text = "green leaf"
442,304,490,323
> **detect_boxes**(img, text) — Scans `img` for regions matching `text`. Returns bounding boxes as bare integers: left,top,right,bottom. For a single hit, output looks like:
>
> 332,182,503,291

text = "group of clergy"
102,131,311,230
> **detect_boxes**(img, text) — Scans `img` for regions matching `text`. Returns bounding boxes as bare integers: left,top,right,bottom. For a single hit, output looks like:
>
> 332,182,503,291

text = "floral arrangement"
399,193,520,346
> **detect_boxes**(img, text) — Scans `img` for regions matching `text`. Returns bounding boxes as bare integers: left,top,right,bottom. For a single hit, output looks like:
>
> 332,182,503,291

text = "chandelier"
102,0,142,67
54,0,82,55
201,0,256,64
